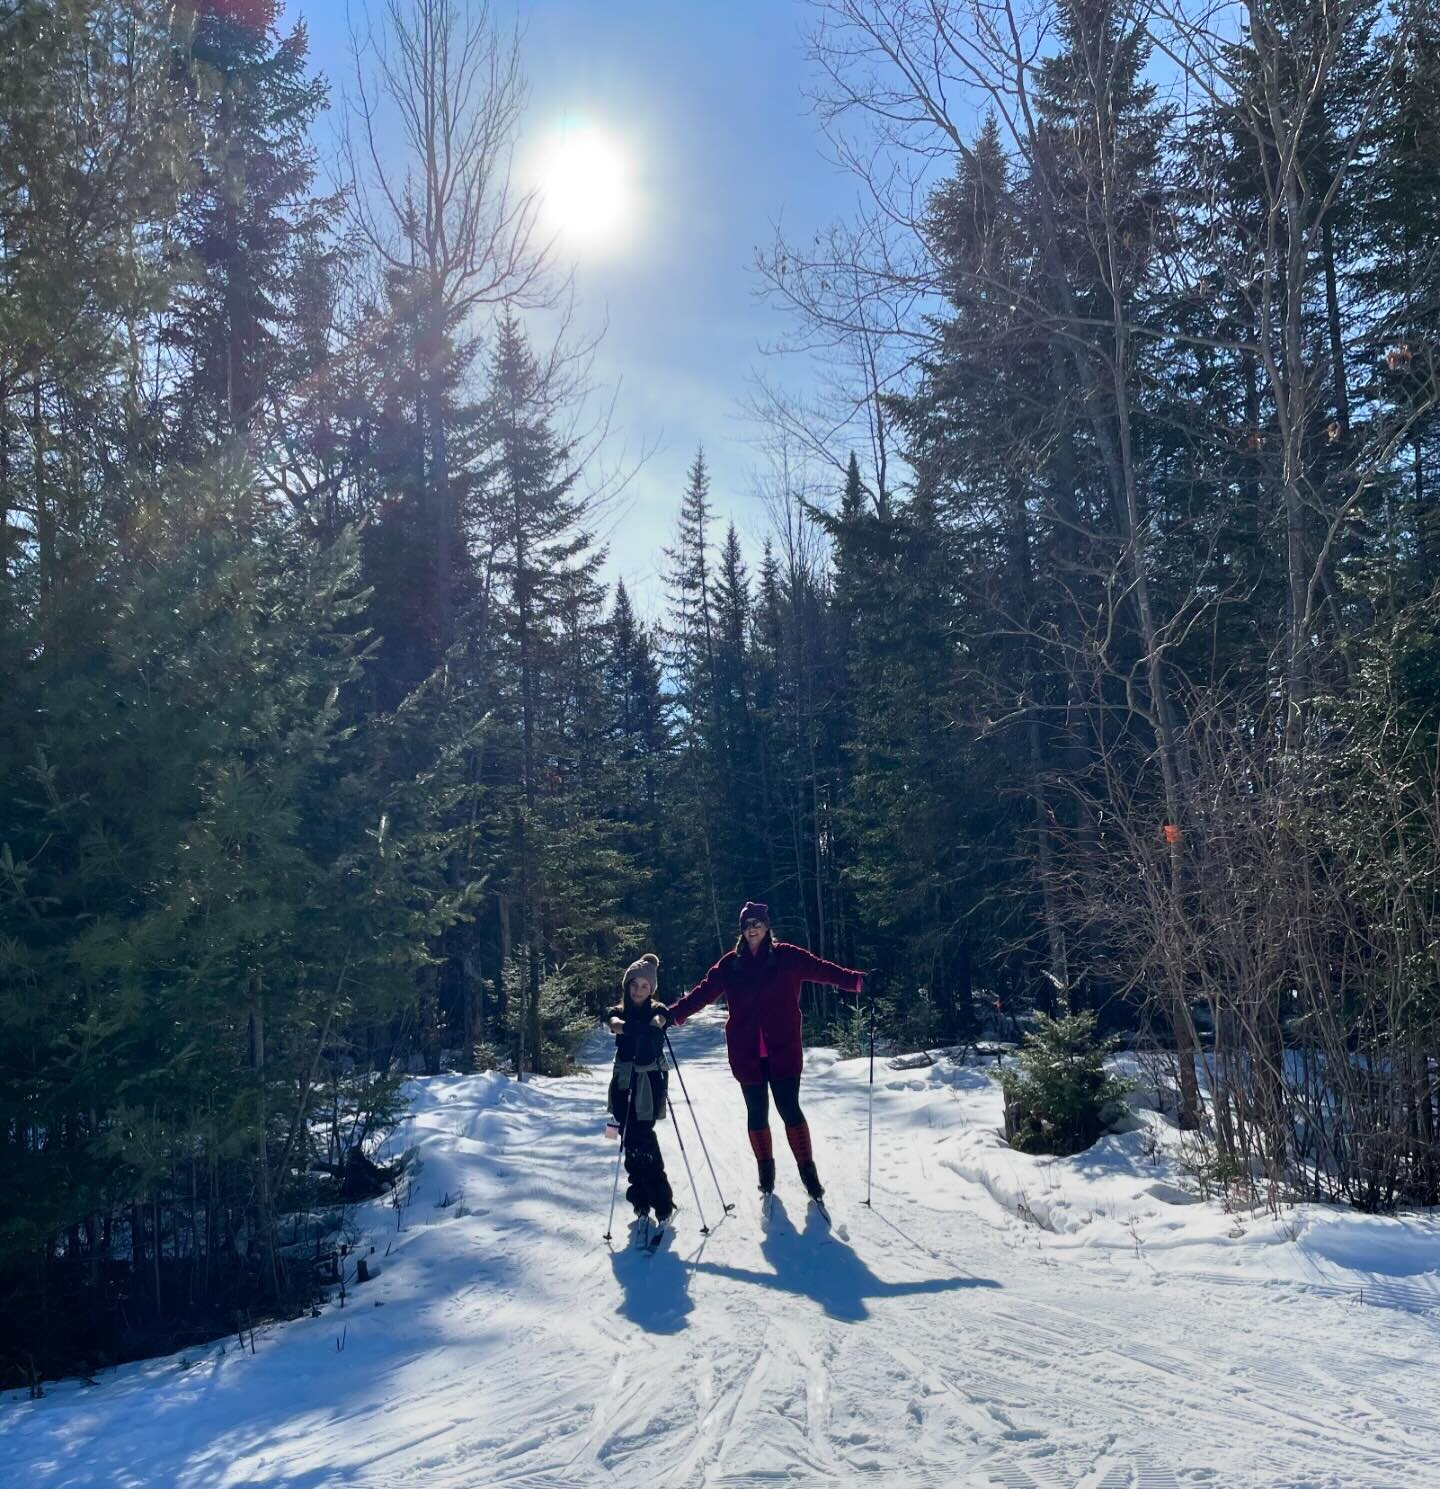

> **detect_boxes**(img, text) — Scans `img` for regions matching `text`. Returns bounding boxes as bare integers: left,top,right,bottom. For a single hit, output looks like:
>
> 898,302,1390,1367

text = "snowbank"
841,1047,1440,1312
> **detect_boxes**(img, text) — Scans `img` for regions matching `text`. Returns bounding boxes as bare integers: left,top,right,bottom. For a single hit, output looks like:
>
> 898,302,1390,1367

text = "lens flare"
532,119,634,255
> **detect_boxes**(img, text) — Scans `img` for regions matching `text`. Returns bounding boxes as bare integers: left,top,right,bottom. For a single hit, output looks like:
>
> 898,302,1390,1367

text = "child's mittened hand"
651,1013,666,1028
608,1016,624,1033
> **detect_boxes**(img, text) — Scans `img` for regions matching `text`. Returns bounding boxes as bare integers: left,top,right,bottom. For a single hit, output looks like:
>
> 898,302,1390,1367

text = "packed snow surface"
5,1015,1438,1488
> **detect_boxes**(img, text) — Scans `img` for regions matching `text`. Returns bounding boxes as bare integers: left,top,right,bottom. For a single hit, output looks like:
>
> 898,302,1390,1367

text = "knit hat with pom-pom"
621,952,660,995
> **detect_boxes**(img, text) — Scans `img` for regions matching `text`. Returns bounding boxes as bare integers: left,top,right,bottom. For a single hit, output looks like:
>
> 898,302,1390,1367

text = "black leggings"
741,1063,805,1130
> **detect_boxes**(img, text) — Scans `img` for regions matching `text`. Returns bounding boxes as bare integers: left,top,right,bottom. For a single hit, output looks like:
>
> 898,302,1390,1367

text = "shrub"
1001,1011,1130,1155
827,986,941,1058
828,992,891,1058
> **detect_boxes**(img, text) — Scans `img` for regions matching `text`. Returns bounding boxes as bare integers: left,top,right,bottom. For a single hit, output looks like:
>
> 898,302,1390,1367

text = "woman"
605,953,676,1225
664,902,864,1202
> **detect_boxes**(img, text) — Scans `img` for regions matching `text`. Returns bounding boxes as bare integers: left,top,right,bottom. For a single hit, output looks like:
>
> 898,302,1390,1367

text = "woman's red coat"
666,941,862,1084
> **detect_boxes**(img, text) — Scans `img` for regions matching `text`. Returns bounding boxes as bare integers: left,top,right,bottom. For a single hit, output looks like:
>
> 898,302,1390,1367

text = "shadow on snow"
690,1198,1000,1322
608,1218,698,1334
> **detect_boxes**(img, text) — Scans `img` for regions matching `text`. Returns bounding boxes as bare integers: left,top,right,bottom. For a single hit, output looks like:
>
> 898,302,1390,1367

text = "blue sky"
298,0,859,618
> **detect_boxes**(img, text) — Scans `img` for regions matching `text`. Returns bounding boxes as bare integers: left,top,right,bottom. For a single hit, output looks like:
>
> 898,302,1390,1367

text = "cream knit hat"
621,952,660,995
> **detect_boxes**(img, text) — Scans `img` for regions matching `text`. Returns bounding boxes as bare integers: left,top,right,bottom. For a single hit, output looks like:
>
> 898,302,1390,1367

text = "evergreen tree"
605,582,676,962
0,478,465,1378
711,522,771,899
481,316,610,1072
662,448,727,959
1364,7,1440,592
750,538,793,922
165,2,338,463
886,116,1075,1014
608,581,669,808
0,0,190,609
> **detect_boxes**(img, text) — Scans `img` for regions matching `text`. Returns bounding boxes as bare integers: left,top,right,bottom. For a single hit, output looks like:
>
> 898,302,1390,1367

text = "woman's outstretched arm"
787,946,864,995
664,959,730,1026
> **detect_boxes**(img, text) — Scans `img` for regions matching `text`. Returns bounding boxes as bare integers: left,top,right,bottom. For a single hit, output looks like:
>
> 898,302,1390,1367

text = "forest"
2,0,1437,1385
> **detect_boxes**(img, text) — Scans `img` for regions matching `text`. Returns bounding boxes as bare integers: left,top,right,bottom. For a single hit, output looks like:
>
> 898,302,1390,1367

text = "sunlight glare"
533,119,634,256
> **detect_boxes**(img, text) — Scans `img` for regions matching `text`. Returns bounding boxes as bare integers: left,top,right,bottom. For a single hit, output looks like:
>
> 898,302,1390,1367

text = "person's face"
742,918,767,951
627,976,653,1004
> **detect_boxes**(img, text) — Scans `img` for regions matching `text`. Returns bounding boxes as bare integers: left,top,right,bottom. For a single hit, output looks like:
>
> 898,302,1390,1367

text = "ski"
809,1197,832,1228
647,1205,676,1251
633,1216,652,1250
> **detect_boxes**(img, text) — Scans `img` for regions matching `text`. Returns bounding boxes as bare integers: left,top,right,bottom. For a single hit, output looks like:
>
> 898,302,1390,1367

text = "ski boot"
797,1160,825,1202
757,1157,776,1195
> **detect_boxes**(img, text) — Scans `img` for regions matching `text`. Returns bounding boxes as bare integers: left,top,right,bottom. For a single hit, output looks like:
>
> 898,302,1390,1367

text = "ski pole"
664,1030,735,1216
666,1086,711,1235
602,1063,639,1243
863,976,877,1208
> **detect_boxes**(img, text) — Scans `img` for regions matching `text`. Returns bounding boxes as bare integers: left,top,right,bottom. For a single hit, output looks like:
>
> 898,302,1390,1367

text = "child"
606,953,676,1226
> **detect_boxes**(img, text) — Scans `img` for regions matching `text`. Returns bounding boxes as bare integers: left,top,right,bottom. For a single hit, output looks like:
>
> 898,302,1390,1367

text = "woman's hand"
651,1013,667,1029
608,1015,624,1034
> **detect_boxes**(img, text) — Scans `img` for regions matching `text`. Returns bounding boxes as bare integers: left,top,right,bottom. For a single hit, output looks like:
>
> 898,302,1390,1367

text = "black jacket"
608,995,669,1061
606,996,671,1123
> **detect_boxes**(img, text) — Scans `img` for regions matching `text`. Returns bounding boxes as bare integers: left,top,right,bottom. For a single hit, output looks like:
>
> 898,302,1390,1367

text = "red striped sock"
748,1127,773,1161
785,1122,813,1165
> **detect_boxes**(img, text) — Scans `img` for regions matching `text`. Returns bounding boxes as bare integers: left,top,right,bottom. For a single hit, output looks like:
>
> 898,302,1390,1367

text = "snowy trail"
4,1015,1438,1489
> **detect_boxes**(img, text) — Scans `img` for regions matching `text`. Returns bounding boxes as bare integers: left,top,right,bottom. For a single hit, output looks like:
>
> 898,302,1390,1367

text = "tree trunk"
32,386,50,596
0,373,10,594
427,287,453,654
251,985,280,1299
463,949,483,1063
1321,217,1350,435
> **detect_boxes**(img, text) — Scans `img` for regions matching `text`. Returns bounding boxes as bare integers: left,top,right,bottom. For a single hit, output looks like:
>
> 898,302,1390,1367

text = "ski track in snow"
4,1017,1438,1489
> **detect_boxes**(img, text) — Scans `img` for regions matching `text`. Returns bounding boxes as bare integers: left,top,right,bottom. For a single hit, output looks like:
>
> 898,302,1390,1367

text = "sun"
532,119,634,255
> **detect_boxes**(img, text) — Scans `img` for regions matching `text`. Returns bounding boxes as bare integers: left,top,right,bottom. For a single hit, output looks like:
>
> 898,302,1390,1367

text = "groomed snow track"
5,1015,1437,1489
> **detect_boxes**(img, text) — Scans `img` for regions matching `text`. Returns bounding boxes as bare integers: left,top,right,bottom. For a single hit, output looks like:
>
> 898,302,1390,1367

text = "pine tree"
608,581,669,808
713,522,753,750
1364,8,1440,591
888,116,1074,1014
833,479,977,1038
0,2,483,1381
605,582,674,956
165,3,338,463
481,316,606,1072
0,475,465,1377
711,522,771,899
750,538,792,921
0,0,190,607
662,448,727,957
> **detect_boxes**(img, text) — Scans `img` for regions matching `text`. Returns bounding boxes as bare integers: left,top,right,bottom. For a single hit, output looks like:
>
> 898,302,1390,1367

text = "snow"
4,1015,1438,1488
936,1061,1440,1312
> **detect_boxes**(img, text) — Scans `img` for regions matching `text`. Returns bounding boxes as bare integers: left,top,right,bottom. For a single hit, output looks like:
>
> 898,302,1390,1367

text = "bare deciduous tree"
343,0,550,647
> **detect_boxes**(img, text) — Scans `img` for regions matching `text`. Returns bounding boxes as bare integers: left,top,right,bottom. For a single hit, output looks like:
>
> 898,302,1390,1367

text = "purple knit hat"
738,901,771,930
